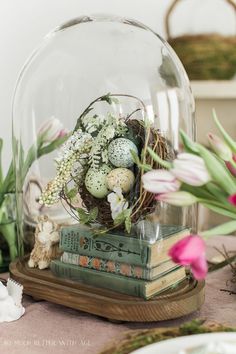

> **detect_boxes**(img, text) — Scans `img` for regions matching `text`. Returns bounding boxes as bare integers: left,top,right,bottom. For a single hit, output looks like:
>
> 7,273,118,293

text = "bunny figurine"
0,279,25,322
28,215,62,269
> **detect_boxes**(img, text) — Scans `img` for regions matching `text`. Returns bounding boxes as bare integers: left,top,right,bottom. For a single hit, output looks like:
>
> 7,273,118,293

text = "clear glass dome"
12,15,196,260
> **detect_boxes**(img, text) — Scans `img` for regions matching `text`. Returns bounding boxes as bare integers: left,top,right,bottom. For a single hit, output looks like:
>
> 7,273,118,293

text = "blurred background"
0,0,236,230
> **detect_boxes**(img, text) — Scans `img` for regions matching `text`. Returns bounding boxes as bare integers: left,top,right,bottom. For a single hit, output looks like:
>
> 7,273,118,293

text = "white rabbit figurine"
0,279,25,322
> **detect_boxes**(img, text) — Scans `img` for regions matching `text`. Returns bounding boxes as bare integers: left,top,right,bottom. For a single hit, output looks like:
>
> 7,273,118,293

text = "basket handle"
165,0,236,39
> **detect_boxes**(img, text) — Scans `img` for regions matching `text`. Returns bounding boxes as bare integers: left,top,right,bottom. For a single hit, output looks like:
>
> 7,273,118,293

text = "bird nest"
79,119,175,227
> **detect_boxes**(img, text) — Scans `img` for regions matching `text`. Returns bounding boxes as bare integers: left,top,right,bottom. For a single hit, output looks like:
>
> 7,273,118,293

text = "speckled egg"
106,168,135,193
108,138,138,168
85,164,111,199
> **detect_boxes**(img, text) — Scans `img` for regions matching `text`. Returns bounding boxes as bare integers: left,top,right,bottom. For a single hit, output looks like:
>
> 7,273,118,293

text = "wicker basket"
165,0,236,80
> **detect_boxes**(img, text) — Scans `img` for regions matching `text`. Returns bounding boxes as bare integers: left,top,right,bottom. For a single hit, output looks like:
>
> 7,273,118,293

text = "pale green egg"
108,138,138,168
85,164,112,199
106,168,135,193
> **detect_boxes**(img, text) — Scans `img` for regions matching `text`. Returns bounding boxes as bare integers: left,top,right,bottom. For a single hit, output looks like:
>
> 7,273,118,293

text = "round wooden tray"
10,258,205,322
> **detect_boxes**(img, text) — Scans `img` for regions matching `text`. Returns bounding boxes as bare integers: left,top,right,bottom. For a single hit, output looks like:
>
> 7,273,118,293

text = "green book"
50,259,186,299
61,251,179,281
59,224,189,267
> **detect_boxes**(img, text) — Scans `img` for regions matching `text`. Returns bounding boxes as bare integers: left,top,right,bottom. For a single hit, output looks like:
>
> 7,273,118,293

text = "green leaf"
77,207,98,225
114,211,126,225
180,130,199,155
66,187,78,199
213,110,236,154
21,134,68,185
101,93,116,105
130,149,152,171
196,144,236,195
201,220,236,237
130,149,140,165
205,182,228,203
147,147,172,169
0,138,3,186
90,207,98,221
114,208,132,233
181,183,214,200
200,201,236,220
139,164,152,172
0,162,15,206
125,210,132,234
37,134,68,159
77,208,90,224
0,223,18,261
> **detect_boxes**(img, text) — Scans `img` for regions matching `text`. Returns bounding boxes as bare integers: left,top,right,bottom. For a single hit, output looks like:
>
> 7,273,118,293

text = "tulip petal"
226,154,236,177
142,170,181,194
207,133,232,161
169,235,205,262
156,191,197,206
191,256,208,280
168,235,207,280
228,193,236,207
171,153,211,186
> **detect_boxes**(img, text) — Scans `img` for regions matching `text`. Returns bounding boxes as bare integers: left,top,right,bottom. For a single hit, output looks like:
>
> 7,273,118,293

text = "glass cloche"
12,15,196,298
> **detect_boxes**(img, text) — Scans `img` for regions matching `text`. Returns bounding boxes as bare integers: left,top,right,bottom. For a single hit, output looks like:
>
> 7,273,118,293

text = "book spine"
51,260,146,298
61,252,153,280
60,227,151,266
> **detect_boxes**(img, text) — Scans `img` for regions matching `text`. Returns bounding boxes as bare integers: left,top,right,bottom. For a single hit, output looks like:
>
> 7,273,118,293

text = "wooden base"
10,258,205,322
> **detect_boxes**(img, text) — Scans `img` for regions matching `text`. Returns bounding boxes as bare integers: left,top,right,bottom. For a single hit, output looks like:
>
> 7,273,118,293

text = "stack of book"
50,225,189,299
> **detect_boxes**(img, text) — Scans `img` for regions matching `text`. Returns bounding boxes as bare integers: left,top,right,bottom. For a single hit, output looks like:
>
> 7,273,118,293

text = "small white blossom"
107,187,128,220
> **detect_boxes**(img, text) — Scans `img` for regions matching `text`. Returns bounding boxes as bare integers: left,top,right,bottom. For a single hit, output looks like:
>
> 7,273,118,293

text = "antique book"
50,260,186,299
59,224,189,267
61,251,179,281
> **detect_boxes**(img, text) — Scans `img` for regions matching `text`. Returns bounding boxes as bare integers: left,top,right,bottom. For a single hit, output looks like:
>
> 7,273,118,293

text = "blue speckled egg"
108,138,138,168
85,164,111,198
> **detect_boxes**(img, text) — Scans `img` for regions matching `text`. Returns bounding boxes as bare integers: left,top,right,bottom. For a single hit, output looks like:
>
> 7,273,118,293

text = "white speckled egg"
85,164,111,198
106,168,135,193
108,138,138,168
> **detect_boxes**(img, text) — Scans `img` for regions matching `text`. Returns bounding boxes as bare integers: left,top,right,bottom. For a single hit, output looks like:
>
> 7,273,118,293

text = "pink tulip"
207,133,232,161
38,117,66,143
156,191,197,206
226,154,236,177
171,153,211,186
228,193,236,206
168,235,207,280
142,170,181,194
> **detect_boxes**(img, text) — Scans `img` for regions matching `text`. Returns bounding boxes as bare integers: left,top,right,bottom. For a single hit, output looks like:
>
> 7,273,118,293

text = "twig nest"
108,138,138,168
85,164,112,198
106,168,135,193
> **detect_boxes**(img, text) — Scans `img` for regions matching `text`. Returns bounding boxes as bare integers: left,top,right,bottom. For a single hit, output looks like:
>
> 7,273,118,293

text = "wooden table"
0,236,236,354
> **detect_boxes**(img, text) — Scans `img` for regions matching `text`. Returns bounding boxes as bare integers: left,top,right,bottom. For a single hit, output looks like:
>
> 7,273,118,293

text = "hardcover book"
50,259,186,299
59,224,189,267
61,251,179,281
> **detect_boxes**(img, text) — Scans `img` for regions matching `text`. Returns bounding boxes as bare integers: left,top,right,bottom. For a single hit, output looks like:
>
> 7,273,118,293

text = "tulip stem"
213,109,236,154
197,199,236,220
147,148,172,169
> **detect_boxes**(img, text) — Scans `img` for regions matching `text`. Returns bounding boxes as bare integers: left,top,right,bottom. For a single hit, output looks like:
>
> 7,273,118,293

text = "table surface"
1,236,236,354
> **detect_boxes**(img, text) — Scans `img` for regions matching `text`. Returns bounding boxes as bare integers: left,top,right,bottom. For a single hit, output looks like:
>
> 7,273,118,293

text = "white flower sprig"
40,130,93,206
